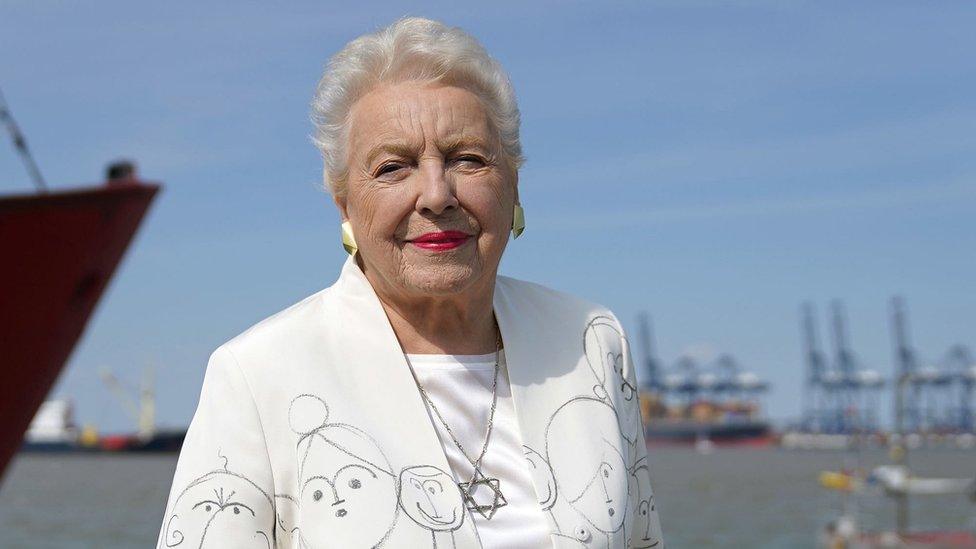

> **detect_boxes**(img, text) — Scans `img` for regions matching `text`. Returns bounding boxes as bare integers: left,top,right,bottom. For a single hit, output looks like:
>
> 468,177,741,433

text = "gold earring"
340,220,358,255
512,203,525,238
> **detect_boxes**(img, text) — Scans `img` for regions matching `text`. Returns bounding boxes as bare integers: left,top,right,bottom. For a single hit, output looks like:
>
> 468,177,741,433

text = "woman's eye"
375,163,404,176
453,155,484,167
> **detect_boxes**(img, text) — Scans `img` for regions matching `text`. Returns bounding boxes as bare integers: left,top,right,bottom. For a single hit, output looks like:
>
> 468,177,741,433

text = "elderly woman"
156,17,663,549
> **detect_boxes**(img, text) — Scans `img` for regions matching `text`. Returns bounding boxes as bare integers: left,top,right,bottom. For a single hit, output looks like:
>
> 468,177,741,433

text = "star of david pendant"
458,469,507,520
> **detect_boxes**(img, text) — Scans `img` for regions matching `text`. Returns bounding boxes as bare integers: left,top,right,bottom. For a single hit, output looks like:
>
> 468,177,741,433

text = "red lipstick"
408,231,471,251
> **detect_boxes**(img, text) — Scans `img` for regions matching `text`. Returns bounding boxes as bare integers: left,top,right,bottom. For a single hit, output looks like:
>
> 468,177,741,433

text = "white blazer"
156,256,664,549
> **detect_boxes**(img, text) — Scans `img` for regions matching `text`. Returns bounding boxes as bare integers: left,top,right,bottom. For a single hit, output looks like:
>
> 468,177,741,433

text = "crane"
801,302,829,432
97,365,155,440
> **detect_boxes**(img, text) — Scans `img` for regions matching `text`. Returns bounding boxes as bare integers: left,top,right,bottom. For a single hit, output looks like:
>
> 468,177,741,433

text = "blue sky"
2,1,974,433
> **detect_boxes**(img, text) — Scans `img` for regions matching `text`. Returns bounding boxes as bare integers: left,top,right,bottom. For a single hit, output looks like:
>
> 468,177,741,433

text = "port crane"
97,366,156,441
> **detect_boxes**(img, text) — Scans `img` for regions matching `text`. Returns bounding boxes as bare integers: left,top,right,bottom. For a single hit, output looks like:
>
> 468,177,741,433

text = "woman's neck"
370,282,499,355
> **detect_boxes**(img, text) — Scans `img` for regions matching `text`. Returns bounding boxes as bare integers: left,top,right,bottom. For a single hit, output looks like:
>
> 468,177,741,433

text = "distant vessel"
0,166,159,475
635,314,774,447
21,366,185,454
818,373,976,548
639,361,773,447
22,399,88,452
642,408,773,447
819,465,976,548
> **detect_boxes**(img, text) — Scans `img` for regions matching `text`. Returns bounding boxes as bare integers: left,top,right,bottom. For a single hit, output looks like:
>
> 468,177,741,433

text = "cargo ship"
635,314,774,448
640,397,773,447
639,356,773,447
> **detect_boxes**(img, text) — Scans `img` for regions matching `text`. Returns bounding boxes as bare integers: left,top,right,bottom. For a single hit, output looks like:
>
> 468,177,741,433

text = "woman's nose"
414,161,458,215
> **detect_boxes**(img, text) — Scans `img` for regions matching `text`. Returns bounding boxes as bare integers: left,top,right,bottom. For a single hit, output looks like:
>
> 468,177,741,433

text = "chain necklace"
409,325,508,520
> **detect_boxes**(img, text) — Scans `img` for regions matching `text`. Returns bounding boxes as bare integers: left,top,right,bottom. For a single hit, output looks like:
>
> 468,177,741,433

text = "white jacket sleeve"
155,345,278,549
616,315,666,549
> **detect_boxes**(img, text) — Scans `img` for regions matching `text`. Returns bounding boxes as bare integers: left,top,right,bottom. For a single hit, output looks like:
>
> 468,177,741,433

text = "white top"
405,350,553,549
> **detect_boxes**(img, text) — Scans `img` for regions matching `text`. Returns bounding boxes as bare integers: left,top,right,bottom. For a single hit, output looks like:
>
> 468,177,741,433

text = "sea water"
0,448,972,548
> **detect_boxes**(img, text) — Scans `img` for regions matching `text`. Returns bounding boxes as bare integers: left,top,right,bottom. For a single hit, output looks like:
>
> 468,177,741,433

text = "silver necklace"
410,327,508,520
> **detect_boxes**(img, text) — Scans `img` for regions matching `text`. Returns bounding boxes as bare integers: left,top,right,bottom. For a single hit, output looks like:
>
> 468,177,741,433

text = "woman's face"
336,81,516,299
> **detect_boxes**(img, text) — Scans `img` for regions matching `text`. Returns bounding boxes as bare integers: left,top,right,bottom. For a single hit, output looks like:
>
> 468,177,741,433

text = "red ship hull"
0,181,159,479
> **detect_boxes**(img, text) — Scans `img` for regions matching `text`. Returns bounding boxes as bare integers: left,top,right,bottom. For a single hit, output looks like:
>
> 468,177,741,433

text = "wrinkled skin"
336,81,518,301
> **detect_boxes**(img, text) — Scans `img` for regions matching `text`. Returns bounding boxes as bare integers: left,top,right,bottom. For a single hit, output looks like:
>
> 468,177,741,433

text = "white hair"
310,17,523,197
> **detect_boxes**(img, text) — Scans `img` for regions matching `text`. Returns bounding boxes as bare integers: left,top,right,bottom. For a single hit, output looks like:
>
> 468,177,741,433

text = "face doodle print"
289,394,399,548
583,316,640,452
545,397,629,539
522,445,557,512
398,465,466,548
629,457,662,548
159,453,275,549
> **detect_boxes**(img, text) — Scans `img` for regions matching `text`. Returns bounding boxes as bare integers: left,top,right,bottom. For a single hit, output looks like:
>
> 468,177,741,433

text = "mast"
0,86,47,192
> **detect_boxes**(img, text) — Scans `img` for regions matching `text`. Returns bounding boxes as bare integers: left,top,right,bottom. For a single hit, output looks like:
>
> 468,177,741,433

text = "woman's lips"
407,231,471,251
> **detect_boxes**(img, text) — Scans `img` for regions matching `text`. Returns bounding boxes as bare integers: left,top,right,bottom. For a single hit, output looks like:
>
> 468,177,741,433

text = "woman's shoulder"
495,274,621,325
215,286,336,367
211,274,625,376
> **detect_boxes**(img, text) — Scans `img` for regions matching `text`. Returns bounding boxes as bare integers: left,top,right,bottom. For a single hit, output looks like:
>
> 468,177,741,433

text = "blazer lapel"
493,276,591,544
495,277,634,548
325,256,484,548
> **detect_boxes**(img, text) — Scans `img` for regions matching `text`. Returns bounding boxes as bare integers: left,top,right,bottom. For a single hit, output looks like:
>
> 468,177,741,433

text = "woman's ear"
333,193,349,221
512,170,520,204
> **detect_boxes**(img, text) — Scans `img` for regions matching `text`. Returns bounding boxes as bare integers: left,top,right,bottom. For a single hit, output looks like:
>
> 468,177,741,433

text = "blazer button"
574,525,591,542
